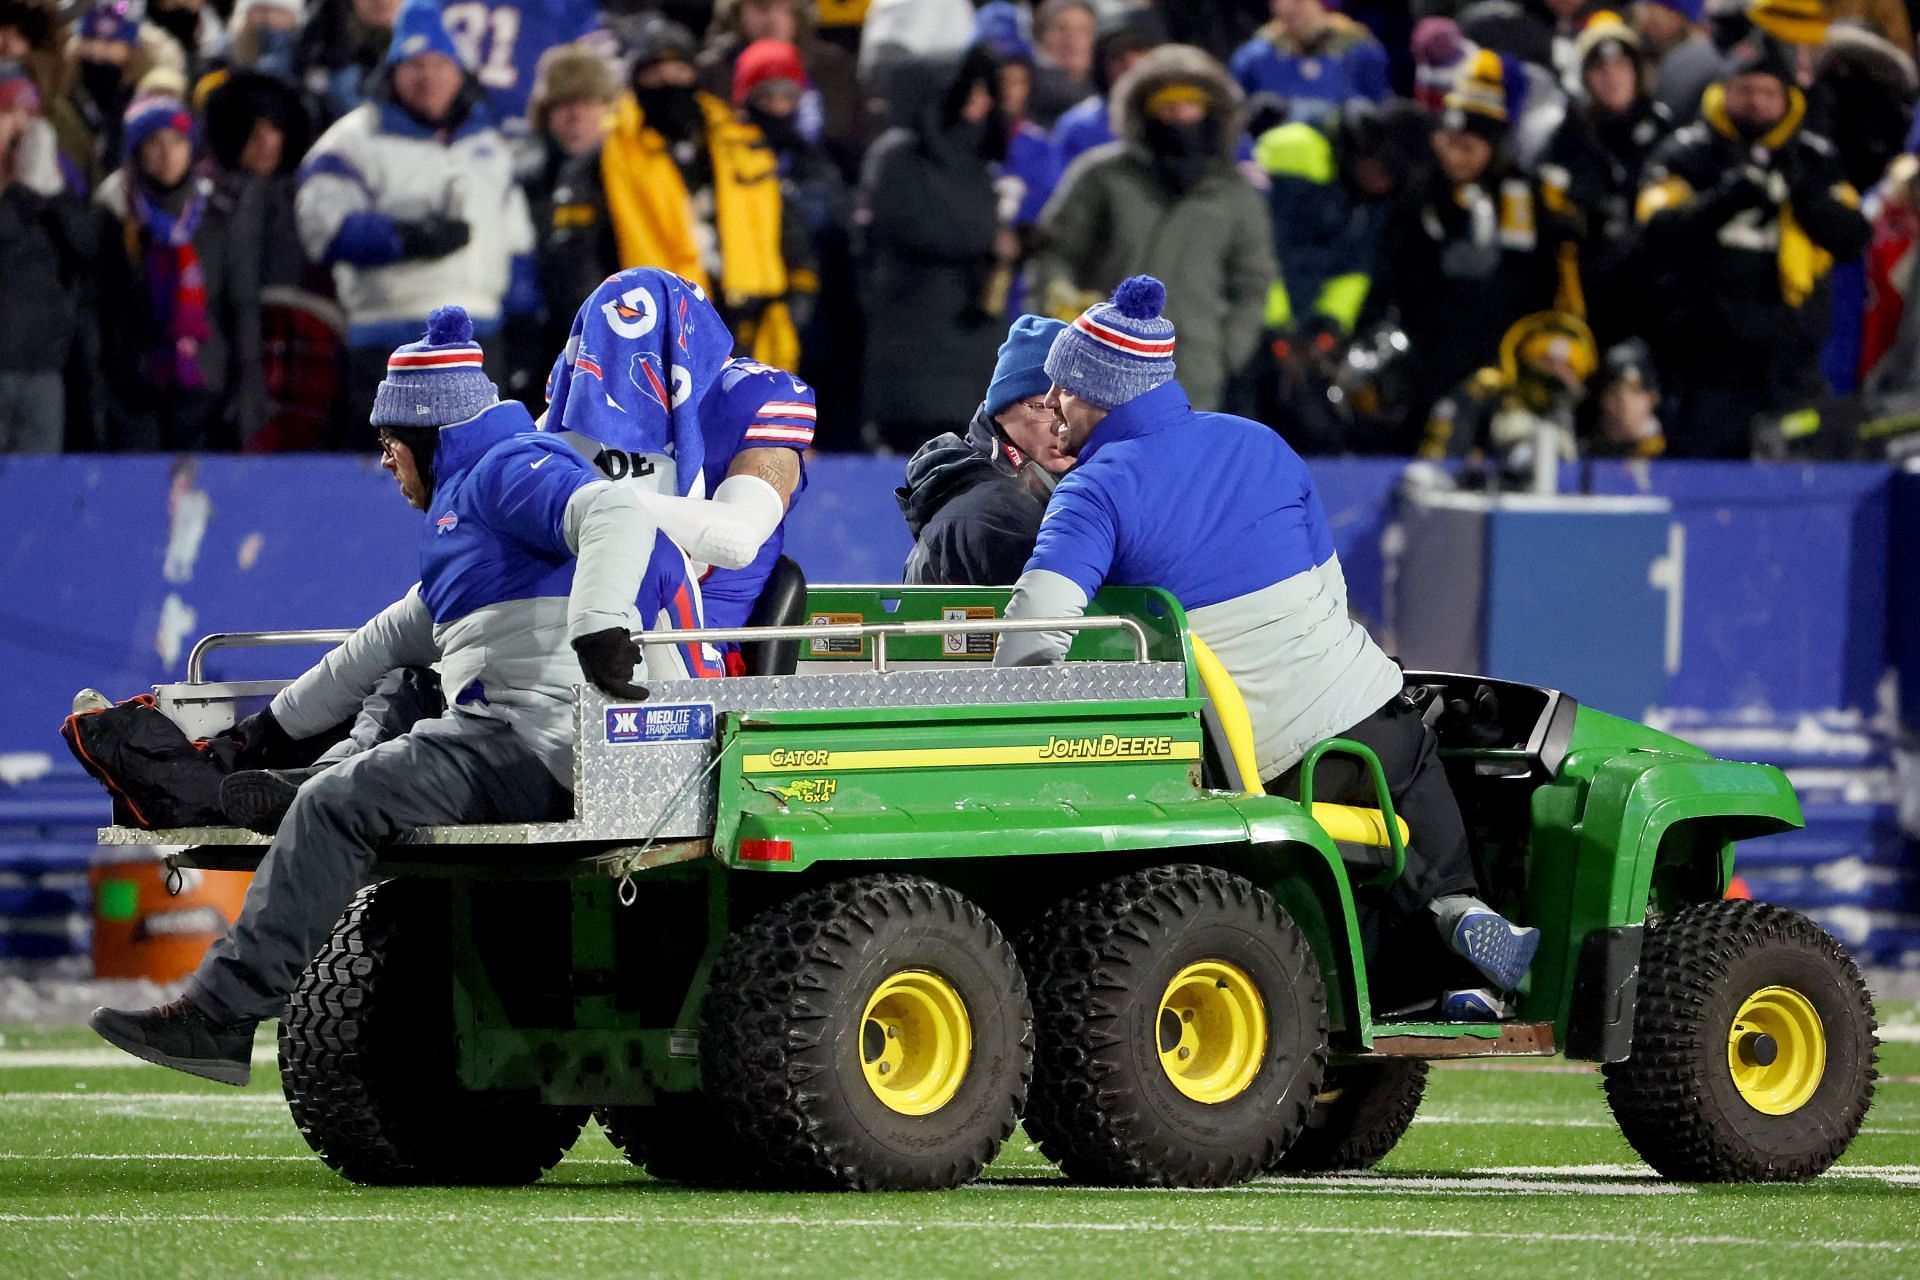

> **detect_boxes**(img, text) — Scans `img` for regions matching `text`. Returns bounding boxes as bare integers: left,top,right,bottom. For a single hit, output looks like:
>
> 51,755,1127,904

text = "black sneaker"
219,766,325,834
89,997,256,1086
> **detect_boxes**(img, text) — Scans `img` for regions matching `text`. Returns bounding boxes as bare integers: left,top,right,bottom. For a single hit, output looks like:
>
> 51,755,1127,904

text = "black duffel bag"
60,695,243,830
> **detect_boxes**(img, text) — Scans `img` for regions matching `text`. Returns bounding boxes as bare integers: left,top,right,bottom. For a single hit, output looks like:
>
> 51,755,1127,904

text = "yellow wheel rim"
859,969,972,1116
1156,960,1268,1105
1727,985,1826,1116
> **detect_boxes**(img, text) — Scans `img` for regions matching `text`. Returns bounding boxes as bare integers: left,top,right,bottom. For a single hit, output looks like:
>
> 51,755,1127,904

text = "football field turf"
0,1015,1915,1280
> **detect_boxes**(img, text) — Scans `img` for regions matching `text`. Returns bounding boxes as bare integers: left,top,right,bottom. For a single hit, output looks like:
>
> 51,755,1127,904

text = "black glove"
226,705,294,769
394,215,471,261
573,628,649,701
1706,167,1775,219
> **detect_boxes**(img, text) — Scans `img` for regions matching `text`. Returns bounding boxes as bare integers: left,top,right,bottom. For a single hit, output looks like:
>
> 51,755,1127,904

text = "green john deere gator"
105,583,1878,1191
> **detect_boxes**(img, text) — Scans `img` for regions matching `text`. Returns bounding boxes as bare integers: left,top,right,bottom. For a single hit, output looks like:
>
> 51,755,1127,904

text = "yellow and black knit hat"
1574,11,1643,73
1441,48,1510,142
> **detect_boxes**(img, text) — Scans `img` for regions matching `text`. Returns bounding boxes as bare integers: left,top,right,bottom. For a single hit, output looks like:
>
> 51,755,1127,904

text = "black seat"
737,556,808,676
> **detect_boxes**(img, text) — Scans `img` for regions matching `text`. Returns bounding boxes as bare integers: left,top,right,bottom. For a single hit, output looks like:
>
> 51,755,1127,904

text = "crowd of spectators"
1,0,1917,461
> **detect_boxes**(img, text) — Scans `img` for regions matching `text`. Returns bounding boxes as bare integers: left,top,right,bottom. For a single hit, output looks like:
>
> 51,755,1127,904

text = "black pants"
1266,694,1479,917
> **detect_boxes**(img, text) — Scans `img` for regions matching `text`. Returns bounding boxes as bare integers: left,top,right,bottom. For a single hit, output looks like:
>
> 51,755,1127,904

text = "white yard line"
0,1092,284,1103
967,1176,1690,1197
0,1212,1909,1253
0,1047,279,1068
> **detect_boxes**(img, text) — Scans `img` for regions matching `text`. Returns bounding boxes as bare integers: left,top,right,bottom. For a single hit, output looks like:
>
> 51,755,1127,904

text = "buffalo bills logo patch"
435,513,459,534
630,353,694,410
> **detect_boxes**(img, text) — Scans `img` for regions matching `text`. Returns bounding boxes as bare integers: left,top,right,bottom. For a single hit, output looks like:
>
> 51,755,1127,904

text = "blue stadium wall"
1,455,1915,966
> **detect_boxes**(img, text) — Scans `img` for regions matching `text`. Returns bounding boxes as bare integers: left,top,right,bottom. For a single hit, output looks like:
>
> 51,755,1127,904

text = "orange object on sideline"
89,858,250,982
1726,876,1753,900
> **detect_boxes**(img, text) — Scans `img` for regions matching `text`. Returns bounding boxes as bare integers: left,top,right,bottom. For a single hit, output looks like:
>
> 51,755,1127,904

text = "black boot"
220,766,326,834
89,996,257,1086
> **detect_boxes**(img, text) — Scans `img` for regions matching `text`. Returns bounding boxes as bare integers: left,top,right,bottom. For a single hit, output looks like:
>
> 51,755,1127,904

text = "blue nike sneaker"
1447,909,1541,992
1441,988,1512,1022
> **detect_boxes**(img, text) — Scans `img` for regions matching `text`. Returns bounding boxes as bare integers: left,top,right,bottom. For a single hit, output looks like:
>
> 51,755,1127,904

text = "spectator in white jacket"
295,0,535,439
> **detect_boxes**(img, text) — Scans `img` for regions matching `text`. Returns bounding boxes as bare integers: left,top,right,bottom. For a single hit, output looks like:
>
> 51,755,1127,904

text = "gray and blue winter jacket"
996,380,1401,780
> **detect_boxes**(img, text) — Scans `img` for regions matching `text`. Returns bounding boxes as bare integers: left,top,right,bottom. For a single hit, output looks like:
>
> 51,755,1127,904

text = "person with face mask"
1028,43,1274,414
733,37,855,440
296,0,537,440
511,41,616,399
543,16,809,374
1538,14,1674,351
1635,36,1871,457
61,4,167,189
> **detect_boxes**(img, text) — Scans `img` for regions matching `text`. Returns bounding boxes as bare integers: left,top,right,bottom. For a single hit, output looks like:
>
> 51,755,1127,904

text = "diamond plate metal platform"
103,661,1193,852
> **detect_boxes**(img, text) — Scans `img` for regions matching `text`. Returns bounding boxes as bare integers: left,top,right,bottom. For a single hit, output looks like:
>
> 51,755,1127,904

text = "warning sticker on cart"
606,703,714,745
808,612,866,657
942,606,997,657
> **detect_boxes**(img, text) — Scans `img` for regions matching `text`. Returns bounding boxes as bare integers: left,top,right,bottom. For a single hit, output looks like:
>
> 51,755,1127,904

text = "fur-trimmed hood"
1111,43,1241,152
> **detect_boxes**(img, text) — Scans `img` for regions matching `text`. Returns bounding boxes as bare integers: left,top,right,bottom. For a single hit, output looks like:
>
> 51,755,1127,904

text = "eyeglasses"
1018,399,1051,414
377,434,400,460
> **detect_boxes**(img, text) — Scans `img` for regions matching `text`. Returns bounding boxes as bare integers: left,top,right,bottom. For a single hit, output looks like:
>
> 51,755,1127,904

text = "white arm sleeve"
632,473,786,571
993,569,1090,667
269,586,439,738
563,480,656,641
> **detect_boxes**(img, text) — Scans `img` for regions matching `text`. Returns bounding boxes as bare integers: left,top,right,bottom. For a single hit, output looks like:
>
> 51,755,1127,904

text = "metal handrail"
184,614,1153,684
186,630,357,683
628,615,1153,672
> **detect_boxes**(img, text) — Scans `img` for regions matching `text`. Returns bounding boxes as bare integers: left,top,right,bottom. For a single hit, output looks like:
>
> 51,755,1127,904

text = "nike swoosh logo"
531,455,552,470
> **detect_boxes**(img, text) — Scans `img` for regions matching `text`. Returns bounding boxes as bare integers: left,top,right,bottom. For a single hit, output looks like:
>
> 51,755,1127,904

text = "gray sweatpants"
187,713,570,1024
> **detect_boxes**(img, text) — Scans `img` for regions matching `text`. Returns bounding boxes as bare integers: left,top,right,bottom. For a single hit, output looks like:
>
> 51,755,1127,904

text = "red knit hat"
732,38,807,107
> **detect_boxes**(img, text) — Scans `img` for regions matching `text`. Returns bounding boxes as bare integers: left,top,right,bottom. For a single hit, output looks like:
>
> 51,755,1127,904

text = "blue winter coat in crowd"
1229,17,1392,124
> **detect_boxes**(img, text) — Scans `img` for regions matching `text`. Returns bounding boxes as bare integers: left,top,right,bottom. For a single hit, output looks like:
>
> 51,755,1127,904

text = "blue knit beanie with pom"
370,306,498,429
1043,275,1178,410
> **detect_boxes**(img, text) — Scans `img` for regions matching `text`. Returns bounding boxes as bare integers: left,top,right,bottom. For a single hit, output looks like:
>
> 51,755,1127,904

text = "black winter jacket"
896,404,1053,586
1636,87,1871,373
0,182,95,373
858,52,1004,434
1540,97,1674,347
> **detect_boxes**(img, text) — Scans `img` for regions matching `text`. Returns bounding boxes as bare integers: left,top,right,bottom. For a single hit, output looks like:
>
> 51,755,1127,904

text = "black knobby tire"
1275,1060,1428,1172
699,873,1033,1192
594,1097,749,1187
1601,899,1877,1183
1020,864,1329,1187
279,880,588,1186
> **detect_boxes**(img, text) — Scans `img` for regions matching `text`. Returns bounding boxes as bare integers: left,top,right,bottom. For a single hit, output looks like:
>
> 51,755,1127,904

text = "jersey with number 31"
439,0,602,138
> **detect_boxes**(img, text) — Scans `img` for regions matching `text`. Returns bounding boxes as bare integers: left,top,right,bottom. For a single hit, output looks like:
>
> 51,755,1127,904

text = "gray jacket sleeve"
269,586,439,738
993,568,1090,667
563,480,657,641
